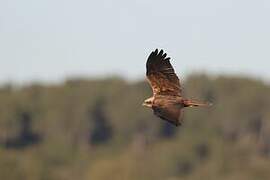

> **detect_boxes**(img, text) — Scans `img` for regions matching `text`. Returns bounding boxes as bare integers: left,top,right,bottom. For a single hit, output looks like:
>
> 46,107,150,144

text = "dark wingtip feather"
164,57,171,61
153,49,169,59
158,49,163,57
162,53,167,59
149,49,171,62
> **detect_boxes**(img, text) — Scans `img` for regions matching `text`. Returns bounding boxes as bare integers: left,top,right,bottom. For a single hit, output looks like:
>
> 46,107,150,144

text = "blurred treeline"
0,74,270,180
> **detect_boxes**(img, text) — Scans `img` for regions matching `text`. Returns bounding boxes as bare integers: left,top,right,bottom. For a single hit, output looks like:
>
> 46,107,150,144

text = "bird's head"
142,97,154,108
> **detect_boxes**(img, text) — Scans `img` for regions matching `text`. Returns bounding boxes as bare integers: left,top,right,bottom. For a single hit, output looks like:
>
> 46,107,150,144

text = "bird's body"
143,49,210,126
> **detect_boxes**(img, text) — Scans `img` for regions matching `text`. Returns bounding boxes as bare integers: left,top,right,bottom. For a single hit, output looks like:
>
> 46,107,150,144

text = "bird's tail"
183,99,212,107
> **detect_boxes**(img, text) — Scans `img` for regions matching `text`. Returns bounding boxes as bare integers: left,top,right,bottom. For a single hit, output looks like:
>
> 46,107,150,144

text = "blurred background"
1,0,270,179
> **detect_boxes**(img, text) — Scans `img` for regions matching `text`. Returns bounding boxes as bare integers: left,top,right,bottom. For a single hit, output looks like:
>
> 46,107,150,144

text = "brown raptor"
143,49,211,126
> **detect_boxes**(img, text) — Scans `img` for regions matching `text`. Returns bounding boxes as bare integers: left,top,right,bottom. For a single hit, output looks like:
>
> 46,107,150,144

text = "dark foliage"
89,98,112,145
4,112,41,149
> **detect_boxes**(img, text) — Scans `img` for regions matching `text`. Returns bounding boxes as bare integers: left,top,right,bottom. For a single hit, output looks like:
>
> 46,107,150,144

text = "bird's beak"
142,102,146,106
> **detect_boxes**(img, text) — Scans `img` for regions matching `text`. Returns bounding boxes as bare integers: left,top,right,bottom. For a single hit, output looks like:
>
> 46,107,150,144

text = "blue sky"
0,0,270,84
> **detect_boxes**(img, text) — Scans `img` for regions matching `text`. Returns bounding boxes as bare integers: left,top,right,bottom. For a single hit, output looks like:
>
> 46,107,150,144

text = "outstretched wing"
146,49,182,97
153,104,183,126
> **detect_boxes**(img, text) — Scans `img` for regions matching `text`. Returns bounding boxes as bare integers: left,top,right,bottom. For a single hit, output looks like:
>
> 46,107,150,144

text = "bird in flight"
142,49,211,126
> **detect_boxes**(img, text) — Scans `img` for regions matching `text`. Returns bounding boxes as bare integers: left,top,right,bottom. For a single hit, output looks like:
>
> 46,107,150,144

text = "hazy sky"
1,0,270,84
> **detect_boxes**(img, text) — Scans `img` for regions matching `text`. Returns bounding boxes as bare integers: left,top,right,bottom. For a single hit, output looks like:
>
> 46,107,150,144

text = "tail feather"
183,99,212,107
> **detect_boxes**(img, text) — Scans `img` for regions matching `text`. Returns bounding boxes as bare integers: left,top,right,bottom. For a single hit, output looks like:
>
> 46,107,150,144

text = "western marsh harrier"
143,49,211,126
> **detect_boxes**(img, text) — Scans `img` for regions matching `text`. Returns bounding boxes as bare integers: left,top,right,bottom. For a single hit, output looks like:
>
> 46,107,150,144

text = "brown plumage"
143,49,211,126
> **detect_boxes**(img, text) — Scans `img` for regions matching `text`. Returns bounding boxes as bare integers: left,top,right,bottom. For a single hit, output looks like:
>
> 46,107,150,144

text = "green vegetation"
0,74,270,180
